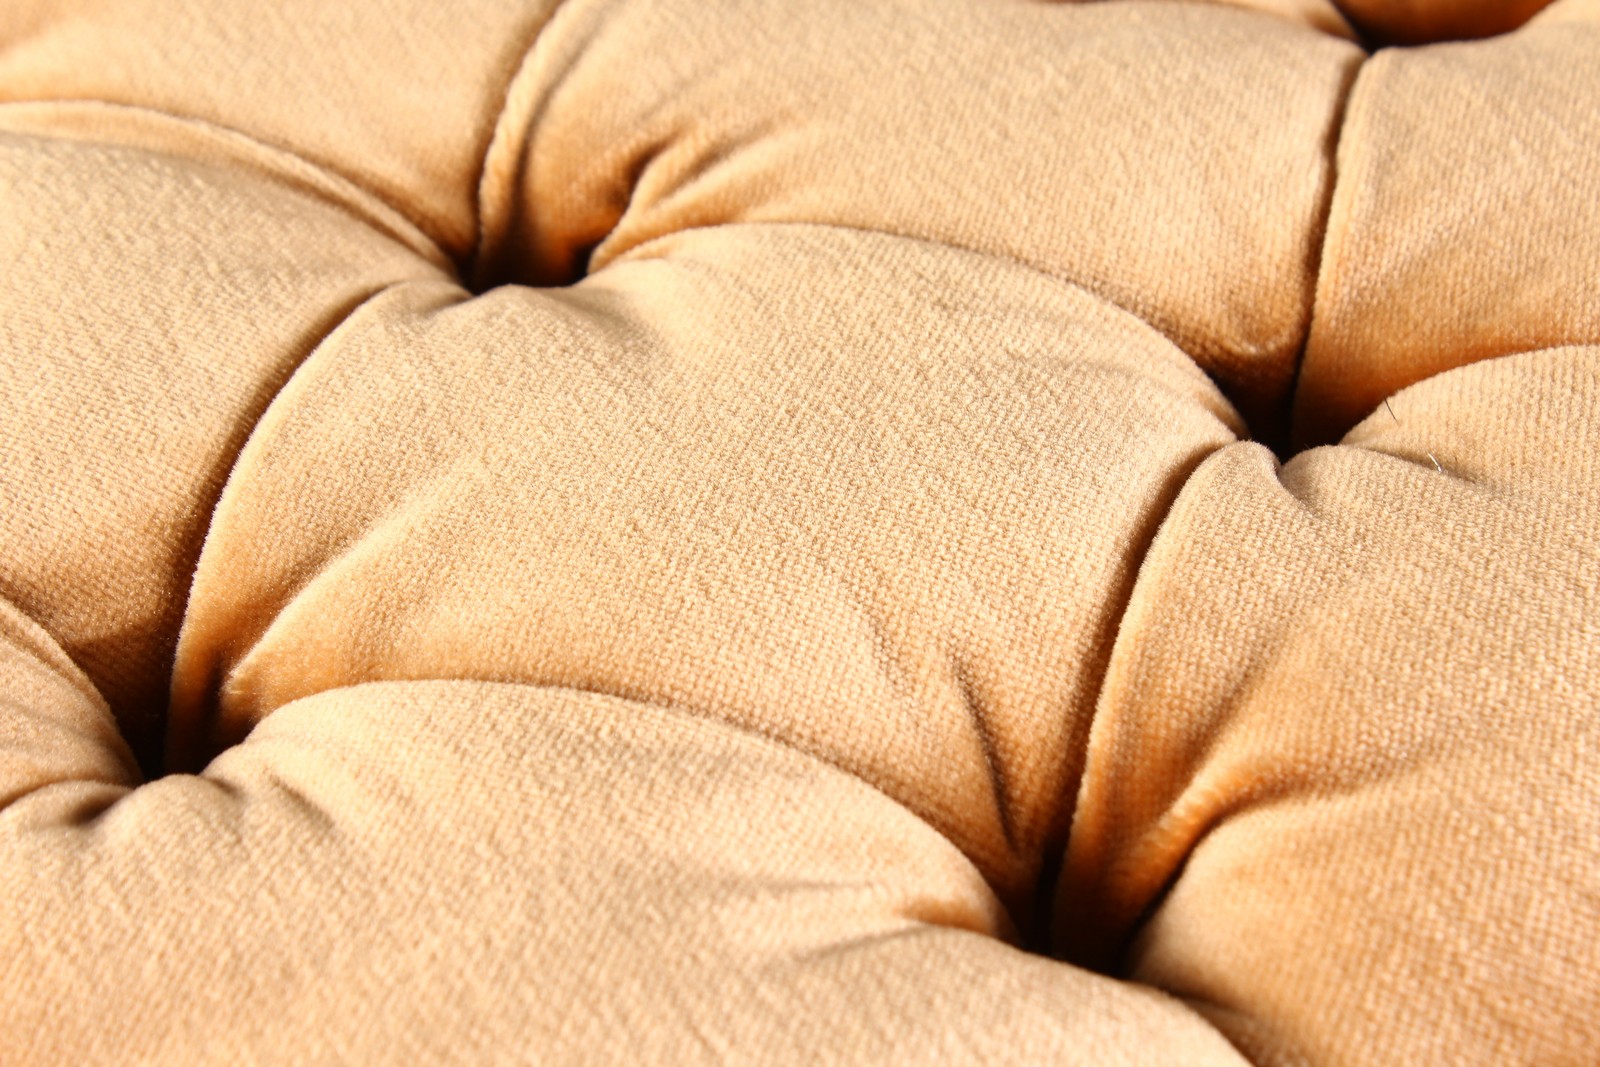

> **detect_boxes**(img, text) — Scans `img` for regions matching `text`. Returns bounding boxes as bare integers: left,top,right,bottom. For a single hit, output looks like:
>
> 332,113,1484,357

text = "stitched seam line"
165,279,443,772
1283,46,1372,451
467,0,575,291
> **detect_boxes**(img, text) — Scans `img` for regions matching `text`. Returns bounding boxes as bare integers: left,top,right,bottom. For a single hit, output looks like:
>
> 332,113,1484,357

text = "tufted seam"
1282,45,1369,454
467,0,576,292
164,278,444,775
458,0,1371,449
169,219,1242,928
588,215,1249,936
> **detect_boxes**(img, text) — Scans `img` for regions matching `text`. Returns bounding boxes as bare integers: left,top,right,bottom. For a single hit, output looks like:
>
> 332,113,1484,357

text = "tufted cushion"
1,1,1595,1063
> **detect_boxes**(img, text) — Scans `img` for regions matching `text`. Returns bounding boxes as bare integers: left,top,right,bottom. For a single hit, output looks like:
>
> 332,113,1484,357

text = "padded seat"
1,1,1594,1063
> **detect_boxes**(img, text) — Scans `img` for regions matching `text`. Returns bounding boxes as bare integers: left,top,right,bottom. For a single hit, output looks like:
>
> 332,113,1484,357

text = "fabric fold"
0,121,444,768
0,678,1251,1066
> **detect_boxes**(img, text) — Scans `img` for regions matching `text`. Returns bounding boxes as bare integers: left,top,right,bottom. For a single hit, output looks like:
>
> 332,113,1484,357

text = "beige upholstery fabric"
1295,8,1600,443
1,1,1595,1063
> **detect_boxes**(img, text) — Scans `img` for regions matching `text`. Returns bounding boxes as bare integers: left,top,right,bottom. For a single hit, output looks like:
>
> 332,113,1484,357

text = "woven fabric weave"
1,1,1593,1063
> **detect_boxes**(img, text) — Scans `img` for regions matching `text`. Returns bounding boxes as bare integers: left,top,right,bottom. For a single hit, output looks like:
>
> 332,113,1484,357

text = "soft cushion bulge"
0,0,1594,1064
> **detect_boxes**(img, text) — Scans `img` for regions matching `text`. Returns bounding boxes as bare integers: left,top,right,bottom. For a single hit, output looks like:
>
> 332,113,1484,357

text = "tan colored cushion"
1,2,1596,1063
1295,9,1600,443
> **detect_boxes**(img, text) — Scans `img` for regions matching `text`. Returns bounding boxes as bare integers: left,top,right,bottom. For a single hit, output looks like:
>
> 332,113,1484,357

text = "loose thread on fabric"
1384,397,1444,474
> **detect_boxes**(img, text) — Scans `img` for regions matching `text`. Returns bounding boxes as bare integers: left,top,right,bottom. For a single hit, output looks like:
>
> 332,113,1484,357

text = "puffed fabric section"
0,0,1595,1064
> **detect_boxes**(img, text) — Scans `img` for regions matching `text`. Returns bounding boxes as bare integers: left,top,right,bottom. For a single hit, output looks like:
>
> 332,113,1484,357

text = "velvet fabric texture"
2,0,1595,1063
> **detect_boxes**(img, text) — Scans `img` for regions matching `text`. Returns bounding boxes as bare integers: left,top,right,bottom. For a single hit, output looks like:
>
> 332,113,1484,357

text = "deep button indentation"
475,0,1361,438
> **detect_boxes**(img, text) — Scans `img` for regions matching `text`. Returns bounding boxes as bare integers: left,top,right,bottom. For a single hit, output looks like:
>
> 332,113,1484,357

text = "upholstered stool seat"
2,1,1595,1062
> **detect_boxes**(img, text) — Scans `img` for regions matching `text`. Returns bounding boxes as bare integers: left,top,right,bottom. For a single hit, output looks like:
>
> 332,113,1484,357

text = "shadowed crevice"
1279,46,1368,460
952,655,1019,860
162,281,435,777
